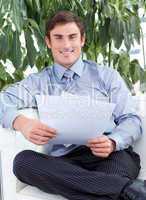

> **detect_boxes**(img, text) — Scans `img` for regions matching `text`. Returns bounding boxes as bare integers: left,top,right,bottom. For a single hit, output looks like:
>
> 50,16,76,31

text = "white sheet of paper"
35,95,115,144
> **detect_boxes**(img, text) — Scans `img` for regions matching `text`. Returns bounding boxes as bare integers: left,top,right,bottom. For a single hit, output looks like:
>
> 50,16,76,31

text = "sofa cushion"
18,185,67,200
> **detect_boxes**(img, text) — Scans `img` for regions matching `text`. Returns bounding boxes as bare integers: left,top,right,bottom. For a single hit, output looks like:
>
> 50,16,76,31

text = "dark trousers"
13,146,141,200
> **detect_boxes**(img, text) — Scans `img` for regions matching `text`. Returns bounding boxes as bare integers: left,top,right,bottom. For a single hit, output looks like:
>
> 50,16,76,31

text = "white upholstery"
132,95,146,179
0,109,67,200
0,95,146,200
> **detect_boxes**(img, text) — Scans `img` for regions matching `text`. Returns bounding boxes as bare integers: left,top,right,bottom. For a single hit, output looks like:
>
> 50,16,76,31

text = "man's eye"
70,36,77,39
55,37,62,40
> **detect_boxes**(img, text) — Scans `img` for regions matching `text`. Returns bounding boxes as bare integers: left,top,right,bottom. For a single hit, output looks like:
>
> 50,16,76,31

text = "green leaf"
0,64,8,82
110,18,124,49
10,31,22,68
112,53,120,68
84,12,95,44
22,56,29,69
24,27,37,67
33,0,41,13
123,21,131,51
10,0,23,32
0,62,14,90
74,0,85,15
13,68,24,81
27,18,45,52
0,32,8,61
98,18,111,47
140,69,146,92
130,15,141,44
24,0,33,8
117,52,130,77
129,59,141,84
103,3,114,18
0,16,5,29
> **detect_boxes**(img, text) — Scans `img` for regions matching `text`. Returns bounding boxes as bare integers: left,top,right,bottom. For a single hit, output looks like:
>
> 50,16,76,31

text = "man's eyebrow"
52,33,78,37
69,33,78,36
53,34,63,37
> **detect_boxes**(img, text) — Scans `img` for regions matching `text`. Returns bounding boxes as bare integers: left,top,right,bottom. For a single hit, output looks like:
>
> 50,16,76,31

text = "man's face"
45,22,85,68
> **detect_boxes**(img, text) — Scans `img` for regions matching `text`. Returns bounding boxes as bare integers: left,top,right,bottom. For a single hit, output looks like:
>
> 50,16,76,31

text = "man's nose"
63,38,71,48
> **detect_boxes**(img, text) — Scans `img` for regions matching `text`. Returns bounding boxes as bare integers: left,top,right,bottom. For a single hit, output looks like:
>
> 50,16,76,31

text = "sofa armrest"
0,124,24,200
0,108,40,152
134,115,146,180
0,109,40,200
0,145,18,200
133,95,146,180
0,126,15,149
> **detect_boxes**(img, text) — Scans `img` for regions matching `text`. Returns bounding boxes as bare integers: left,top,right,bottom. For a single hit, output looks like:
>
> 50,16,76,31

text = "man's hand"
87,135,116,158
13,115,57,145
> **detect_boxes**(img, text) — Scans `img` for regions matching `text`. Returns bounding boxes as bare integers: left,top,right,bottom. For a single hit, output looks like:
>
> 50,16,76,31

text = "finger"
38,127,57,136
88,136,108,144
31,129,57,138
30,138,49,145
30,134,50,143
92,151,109,158
38,123,57,134
90,147,111,154
88,141,112,148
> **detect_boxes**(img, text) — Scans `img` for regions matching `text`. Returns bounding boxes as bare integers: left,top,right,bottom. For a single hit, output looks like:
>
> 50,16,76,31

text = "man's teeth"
60,50,74,53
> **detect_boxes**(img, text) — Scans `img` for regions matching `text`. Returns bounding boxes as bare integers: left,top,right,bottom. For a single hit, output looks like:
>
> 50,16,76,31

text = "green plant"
0,0,146,91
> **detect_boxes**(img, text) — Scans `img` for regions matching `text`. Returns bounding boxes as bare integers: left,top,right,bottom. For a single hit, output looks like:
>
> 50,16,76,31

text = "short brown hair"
45,11,85,39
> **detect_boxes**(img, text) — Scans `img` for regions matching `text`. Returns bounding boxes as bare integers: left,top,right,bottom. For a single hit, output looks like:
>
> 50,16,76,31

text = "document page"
36,95,115,144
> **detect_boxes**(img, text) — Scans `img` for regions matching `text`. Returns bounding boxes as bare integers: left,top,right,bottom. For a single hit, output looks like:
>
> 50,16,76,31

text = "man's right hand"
13,115,57,145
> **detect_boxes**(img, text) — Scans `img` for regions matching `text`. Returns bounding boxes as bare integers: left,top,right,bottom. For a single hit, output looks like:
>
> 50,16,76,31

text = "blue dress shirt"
0,56,142,156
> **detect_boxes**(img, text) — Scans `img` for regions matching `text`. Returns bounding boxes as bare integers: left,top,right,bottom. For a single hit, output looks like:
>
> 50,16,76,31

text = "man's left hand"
87,135,116,158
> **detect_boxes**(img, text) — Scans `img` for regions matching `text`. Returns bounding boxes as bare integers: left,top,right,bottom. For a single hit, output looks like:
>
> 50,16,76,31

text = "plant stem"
140,26,146,69
108,41,111,67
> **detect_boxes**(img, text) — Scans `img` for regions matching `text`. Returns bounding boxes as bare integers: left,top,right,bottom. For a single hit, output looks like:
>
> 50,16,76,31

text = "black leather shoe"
120,179,146,200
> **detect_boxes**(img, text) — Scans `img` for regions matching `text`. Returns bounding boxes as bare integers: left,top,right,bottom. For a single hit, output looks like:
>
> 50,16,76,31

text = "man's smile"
59,49,74,55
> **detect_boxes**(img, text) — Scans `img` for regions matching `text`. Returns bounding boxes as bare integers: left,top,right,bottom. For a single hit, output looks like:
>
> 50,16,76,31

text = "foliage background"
0,0,146,92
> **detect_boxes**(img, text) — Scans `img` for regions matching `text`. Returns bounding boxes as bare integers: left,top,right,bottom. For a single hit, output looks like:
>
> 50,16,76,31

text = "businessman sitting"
0,11,146,200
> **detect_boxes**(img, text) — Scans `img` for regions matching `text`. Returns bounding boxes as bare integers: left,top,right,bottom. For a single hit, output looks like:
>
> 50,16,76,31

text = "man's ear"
45,36,51,49
81,34,86,47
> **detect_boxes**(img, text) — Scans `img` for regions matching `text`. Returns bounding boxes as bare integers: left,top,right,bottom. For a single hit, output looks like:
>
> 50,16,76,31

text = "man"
0,11,146,200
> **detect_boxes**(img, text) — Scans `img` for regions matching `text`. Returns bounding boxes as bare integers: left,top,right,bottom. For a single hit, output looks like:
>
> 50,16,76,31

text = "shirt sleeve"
0,74,38,129
106,70,143,151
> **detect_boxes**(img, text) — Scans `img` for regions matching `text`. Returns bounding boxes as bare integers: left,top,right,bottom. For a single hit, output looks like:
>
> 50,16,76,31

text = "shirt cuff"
108,133,125,151
2,109,20,130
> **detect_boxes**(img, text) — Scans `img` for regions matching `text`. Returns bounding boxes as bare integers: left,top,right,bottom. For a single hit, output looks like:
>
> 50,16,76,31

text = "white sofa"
0,95,146,200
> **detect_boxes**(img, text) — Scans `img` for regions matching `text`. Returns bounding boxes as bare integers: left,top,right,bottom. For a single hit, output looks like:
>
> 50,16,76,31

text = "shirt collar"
53,56,84,80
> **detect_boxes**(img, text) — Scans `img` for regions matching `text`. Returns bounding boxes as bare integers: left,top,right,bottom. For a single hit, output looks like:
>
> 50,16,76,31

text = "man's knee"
13,150,55,177
13,150,37,177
